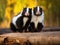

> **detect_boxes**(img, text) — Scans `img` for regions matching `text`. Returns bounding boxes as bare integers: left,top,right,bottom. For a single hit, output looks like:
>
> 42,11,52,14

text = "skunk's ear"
21,7,27,15
40,7,42,14
33,7,37,15
29,8,32,15
40,7,42,11
29,8,32,11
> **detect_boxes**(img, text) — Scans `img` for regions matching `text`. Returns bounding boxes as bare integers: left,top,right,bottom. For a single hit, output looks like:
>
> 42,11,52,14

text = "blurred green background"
0,0,60,28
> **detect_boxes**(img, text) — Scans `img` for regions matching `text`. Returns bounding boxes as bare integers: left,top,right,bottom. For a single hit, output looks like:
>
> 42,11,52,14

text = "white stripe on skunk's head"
37,6,40,12
33,6,42,16
22,7,32,17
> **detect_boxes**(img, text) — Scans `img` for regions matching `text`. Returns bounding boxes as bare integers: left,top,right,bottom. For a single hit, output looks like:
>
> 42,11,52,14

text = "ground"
0,27,60,45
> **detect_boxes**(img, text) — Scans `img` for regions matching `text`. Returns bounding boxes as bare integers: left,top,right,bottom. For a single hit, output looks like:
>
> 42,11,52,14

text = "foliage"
0,0,7,23
0,0,60,28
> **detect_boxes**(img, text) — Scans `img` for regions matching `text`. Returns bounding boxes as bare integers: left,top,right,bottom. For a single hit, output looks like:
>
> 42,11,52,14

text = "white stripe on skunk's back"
12,13,22,26
23,17,28,27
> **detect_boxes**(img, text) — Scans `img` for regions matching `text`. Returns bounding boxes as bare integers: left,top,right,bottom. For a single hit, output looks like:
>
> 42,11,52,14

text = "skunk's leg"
37,23,43,32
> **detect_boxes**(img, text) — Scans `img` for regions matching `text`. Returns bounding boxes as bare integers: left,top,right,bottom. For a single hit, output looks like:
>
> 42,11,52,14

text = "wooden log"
0,32,60,45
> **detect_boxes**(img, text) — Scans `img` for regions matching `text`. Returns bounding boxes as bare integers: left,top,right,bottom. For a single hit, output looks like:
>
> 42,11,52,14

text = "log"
0,32,60,45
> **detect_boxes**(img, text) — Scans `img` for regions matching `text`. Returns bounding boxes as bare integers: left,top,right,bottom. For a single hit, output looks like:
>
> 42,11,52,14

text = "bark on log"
0,32,60,45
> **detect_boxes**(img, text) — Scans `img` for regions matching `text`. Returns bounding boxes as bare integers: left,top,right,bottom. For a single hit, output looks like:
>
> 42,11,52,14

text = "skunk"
29,6,44,32
10,8,32,32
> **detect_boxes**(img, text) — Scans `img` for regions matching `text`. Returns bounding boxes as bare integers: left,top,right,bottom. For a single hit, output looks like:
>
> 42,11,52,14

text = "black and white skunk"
10,7,32,32
29,6,44,32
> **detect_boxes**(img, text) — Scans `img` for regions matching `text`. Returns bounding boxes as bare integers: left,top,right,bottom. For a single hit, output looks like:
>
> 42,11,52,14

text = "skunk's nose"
36,11,40,15
25,13,29,16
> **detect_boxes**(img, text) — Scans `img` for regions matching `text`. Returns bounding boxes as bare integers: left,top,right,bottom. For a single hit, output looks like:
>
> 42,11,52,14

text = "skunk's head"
33,6,42,16
22,7,32,17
